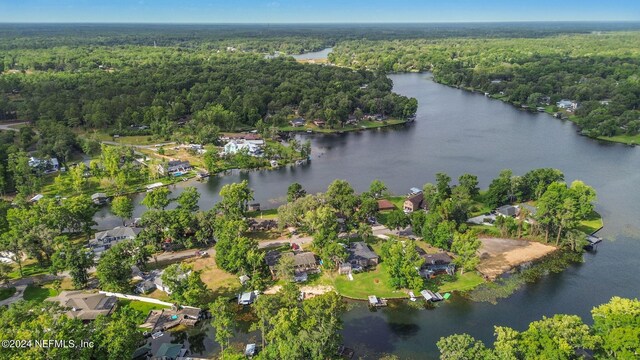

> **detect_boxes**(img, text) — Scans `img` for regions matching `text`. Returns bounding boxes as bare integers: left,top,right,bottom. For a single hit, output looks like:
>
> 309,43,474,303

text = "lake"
98,72,640,358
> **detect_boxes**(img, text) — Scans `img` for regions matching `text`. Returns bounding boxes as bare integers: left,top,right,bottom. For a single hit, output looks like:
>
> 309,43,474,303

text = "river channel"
95,69,640,358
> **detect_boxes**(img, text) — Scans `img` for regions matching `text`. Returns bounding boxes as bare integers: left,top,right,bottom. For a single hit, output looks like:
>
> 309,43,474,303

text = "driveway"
0,122,28,132
0,285,27,307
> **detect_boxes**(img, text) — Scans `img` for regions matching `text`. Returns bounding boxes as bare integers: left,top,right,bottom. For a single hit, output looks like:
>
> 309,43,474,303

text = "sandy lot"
264,284,335,299
476,237,557,280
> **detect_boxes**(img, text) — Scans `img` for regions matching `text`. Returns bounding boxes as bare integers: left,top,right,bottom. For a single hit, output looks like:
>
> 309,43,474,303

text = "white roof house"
223,140,262,156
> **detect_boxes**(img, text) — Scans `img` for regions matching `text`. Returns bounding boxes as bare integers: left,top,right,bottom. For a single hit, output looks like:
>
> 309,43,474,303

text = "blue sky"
1,0,639,23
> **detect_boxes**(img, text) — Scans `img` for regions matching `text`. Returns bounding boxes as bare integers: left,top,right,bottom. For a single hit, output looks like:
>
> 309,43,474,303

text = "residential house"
153,268,191,295
290,118,306,127
518,203,538,217
377,199,396,211
265,251,318,280
496,205,517,217
556,99,579,111
153,343,188,360
45,291,117,321
238,291,258,305
28,156,60,173
313,119,326,127
404,192,425,213
417,249,455,276
91,193,108,205
222,140,262,156
89,226,141,258
158,160,191,176
346,242,379,269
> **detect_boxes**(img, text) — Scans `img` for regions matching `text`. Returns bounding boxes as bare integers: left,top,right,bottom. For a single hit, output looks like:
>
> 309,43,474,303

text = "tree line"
329,32,640,139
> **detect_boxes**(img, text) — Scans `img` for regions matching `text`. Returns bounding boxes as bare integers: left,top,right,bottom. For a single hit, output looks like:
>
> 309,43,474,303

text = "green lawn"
9,262,50,279
119,299,170,323
0,287,17,301
246,208,278,219
437,272,485,293
278,119,408,134
23,285,57,302
598,134,640,146
334,262,408,300
578,210,604,234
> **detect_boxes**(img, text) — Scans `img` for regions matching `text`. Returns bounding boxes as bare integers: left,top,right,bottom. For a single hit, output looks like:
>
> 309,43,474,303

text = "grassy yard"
278,118,408,134
246,208,279,219
437,272,485,293
334,262,408,300
9,262,49,279
578,210,604,234
23,285,57,302
598,134,640,146
119,299,170,323
0,286,16,301
187,254,242,298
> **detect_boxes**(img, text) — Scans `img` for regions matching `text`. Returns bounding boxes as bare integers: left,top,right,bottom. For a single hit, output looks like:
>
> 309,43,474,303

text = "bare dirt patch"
477,237,557,280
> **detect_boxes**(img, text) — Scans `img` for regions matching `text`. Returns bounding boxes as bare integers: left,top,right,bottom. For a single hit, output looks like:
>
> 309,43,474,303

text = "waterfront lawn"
23,285,57,302
578,210,604,234
436,272,485,293
598,133,640,146
0,286,16,301
246,208,278,219
334,262,407,300
279,119,407,134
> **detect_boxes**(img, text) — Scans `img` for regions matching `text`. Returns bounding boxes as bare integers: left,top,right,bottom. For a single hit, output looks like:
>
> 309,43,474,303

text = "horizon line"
1,20,640,25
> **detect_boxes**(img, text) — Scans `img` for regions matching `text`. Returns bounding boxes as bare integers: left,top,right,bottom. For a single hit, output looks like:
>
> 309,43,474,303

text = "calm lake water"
97,72,640,358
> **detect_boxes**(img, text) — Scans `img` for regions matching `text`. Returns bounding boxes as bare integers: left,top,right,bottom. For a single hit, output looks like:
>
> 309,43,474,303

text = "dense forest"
0,34,416,193
329,32,640,139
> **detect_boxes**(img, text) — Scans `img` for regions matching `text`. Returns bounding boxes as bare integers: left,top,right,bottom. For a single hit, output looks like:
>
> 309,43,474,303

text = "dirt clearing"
477,237,557,280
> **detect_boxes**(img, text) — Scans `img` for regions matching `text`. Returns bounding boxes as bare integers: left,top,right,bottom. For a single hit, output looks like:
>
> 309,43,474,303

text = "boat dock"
420,290,444,302
368,295,388,307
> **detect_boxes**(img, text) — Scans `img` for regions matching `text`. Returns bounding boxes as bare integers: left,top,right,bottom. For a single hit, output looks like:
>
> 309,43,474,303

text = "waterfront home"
265,251,319,280
496,205,517,217
45,291,117,321
89,226,141,258
153,343,188,360
377,199,396,211
417,249,455,276
346,242,379,269
140,307,202,331
158,160,191,176
91,192,108,205
404,192,426,213
313,119,326,127
518,203,538,216
222,139,262,156
290,118,306,127
556,99,579,111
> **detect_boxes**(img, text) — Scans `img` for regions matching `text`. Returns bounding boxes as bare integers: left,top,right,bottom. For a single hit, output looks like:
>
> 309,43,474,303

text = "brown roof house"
345,242,379,269
265,251,318,282
46,291,117,321
403,192,426,213
377,199,396,211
